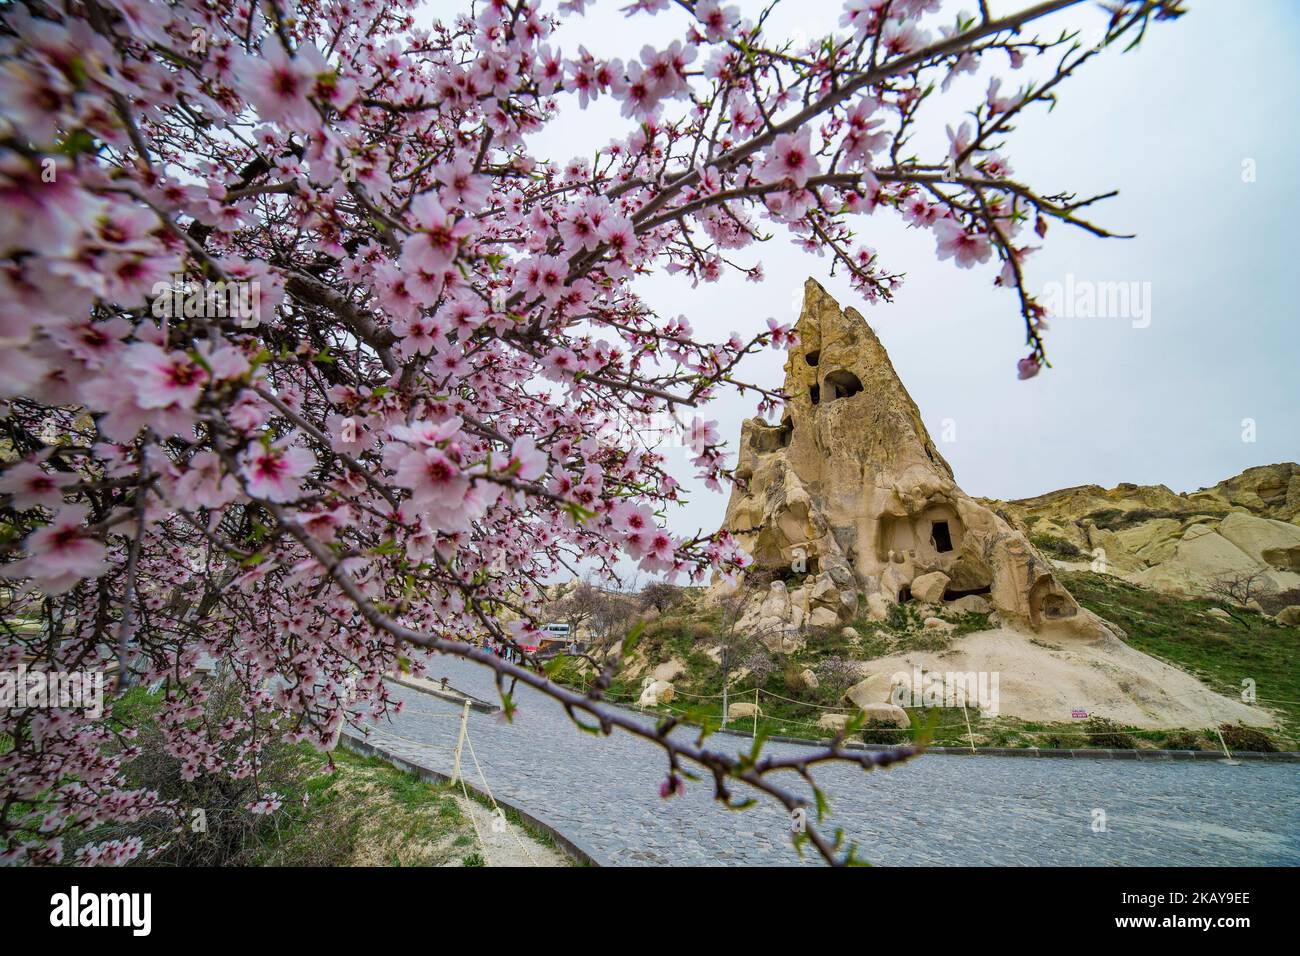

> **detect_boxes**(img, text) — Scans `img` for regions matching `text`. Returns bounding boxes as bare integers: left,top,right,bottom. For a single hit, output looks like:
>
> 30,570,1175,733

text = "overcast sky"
519,0,1300,554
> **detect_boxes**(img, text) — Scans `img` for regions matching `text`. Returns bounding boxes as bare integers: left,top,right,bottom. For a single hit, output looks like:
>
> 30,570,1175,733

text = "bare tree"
639,581,683,614
551,579,601,637
1206,569,1275,608
816,657,862,706
588,588,638,653
716,572,793,727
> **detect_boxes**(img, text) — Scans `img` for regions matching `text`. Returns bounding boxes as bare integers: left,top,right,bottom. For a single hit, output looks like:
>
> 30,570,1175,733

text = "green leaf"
57,129,97,156
813,785,829,822
620,620,645,658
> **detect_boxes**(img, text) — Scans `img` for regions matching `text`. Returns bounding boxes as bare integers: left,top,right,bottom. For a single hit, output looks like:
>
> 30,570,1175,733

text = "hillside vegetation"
556,575,1297,752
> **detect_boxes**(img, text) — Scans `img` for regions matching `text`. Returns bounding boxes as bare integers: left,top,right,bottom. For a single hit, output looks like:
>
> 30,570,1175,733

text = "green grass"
1029,533,1085,559
242,746,478,866
1059,570,1300,744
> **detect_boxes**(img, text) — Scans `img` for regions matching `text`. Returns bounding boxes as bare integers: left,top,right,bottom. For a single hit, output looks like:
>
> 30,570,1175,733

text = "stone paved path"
363,658,1300,866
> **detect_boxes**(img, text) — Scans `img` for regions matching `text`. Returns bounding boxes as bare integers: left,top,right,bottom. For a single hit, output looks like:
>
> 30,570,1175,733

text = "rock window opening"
810,384,820,405
823,369,863,401
805,350,820,367
897,586,913,603
779,416,793,447
931,520,954,554
944,584,991,600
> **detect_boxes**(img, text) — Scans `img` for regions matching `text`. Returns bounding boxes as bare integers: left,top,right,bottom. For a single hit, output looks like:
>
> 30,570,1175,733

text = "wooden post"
451,699,471,783
962,703,977,754
1214,726,1239,764
753,688,759,738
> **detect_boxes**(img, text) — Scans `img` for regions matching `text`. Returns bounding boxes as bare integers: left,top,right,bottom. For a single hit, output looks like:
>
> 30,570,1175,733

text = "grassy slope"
1059,570,1300,744
30,687,565,866
561,576,1298,751
249,746,483,866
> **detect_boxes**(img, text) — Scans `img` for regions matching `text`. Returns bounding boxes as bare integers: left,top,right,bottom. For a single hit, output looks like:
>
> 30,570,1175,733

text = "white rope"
464,727,541,867
354,726,494,865
456,771,492,867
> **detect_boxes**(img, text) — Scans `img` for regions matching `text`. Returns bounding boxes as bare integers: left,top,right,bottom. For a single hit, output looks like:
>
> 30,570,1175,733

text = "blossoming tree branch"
0,0,1183,866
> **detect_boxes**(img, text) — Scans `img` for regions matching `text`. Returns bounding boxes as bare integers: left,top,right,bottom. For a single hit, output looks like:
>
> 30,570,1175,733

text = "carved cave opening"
810,384,820,405
943,584,992,600
931,520,954,553
823,369,863,401
805,349,820,367
779,415,793,447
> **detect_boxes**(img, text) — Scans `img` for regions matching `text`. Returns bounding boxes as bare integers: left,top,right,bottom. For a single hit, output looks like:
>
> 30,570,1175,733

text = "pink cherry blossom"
933,219,992,269
1,504,107,594
1017,354,1043,380
239,440,315,503
125,343,209,411
753,129,819,188
0,456,76,510
0,0,1179,865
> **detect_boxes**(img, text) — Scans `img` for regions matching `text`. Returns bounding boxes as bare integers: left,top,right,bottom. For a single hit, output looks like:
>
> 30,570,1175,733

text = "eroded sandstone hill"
982,464,1300,601
717,278,1111,643
707,279,1279,730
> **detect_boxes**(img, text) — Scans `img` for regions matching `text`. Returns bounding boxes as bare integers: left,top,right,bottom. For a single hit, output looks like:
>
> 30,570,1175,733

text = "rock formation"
717,279,1109,643
985,463,1300,603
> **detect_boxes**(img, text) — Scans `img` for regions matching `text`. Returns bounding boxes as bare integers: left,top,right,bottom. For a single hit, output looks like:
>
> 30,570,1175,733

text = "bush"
815,656,859,704
1029,533,1084,559
861,720,909,746
689,621,714,641
1218,724,1277,753
1257,587,1300,617
72,680,347,866
1085,507,1202,531
1084,716,1136,749
1161,731,1202,751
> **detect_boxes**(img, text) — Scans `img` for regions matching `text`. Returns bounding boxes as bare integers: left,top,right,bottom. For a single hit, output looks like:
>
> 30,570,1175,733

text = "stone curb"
339,730,603,867
384,673,500,713
706,724,1300,761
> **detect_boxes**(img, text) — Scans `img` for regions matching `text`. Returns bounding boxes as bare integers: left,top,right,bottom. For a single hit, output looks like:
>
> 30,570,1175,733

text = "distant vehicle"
537,623,582,658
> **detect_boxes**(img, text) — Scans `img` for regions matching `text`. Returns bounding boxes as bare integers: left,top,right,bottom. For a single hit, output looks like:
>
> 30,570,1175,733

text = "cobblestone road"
364,658,1300,866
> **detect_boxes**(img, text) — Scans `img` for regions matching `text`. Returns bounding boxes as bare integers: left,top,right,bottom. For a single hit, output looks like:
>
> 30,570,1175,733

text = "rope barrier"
362,720,541,865
455,770,492,867
464,728,541,866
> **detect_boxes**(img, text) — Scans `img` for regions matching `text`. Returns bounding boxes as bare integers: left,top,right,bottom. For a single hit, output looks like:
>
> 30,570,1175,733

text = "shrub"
93,680,346,866
782,664,813,695
1161,731,1202,751
1029,533,1084,559
815,656,860,705
861,720,908,746
1085,507,1200,531
1084,716,1136,749
1217,724,1277,753
1257,587,1300,617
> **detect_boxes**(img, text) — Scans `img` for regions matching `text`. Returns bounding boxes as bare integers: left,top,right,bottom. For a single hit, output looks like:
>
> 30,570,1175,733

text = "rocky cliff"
700,279,1284,730
985,464,1300,603
717,279,1110,643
